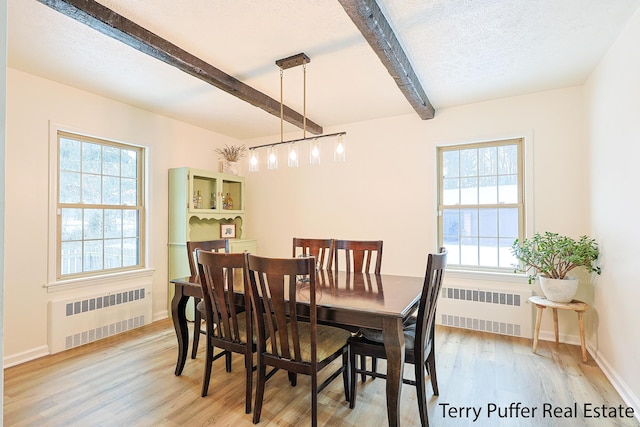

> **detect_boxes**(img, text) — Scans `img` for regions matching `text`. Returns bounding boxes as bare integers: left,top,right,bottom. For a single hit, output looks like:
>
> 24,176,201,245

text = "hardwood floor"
4,320,638,427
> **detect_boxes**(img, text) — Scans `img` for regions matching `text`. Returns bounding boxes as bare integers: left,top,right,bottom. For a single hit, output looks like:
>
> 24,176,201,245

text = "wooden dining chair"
333,239,384,374
244,253,351,427
292,237,334,270
333,239,383,274
348,248,447,427
196,250,254,413
186,239,229,358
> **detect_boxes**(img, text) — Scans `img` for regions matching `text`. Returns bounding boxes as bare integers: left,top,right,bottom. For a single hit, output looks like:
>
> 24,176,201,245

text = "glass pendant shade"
288,142,299,167
310,139,321,165
267,146,278,170
248,149,259,172
334,134,346,162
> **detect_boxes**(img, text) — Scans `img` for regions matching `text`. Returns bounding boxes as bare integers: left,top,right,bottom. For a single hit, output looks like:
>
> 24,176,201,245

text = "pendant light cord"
303,63,307,140
280,68,284,143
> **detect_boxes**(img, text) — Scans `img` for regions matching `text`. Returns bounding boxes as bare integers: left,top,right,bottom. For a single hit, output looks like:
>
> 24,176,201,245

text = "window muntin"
57,132,145,278
438,139,523,271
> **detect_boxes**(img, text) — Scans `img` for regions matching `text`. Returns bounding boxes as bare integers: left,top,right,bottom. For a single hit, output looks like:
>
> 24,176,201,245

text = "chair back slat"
246,254,317,365
293,238,334,270
187,239,229,276
415,248,447,357
333,240,383,274
196,250,246,343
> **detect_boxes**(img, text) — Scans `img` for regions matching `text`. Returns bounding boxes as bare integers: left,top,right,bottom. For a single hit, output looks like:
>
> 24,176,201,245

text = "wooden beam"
37,0,323,134
338,0,435,119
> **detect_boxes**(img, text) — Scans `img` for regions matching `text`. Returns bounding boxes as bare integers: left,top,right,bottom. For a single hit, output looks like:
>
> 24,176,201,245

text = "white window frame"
436,134,534,279
47,123,149,290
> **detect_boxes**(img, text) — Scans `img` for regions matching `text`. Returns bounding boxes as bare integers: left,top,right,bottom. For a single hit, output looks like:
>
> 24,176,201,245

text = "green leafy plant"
511,232,601,284
215,144,246,162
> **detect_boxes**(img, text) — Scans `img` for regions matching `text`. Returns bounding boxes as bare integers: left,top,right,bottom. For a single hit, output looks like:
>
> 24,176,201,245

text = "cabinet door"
229,239,257,254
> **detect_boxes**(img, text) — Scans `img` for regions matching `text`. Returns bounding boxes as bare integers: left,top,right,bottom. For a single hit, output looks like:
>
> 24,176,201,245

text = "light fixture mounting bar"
250,132,346,151
276,53,310,70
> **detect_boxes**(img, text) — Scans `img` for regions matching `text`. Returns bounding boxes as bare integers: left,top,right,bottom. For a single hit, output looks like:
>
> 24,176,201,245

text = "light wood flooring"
4,319,638,427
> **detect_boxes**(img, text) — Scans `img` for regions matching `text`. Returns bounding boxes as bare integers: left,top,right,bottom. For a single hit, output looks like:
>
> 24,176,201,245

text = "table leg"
382,317,405,427
577,311,587,362
171,283,190,376
533,305,543,354
552,308,559,343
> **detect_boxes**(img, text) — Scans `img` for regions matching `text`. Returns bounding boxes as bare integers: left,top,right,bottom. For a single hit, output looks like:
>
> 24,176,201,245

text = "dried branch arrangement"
215,144,247,162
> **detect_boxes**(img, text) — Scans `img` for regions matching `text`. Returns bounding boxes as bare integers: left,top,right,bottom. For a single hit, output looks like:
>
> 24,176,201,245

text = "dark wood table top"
170,270,424,328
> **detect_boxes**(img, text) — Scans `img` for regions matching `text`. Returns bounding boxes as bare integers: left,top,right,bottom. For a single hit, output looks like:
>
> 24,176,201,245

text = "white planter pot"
539,276,578,303
223,160,239,175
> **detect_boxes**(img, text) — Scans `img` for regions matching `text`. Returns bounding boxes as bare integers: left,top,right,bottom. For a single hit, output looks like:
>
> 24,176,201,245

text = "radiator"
48,285,152,353
436,284,532,339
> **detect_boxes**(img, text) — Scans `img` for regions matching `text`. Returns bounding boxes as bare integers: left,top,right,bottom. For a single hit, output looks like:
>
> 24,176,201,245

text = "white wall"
585,7,640,412
244,86,591,338
4,68,237,362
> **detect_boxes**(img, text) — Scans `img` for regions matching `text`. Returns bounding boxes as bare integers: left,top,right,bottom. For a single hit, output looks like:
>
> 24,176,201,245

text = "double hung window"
57,131,145,279
437,138,524,271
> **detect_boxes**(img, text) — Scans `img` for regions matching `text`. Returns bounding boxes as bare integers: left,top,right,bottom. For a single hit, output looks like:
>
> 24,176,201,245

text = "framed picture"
220,223,236,239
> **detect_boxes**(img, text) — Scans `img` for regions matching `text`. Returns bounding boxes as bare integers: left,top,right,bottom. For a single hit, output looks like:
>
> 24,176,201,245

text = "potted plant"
215,144,246,175
511,232,601,302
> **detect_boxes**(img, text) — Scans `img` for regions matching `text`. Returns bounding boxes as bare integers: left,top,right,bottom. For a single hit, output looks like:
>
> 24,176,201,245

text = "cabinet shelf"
189,168,244,213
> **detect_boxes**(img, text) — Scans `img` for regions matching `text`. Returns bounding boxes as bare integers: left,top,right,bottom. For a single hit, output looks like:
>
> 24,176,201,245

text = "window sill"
46,268,155,293
445,268,530,285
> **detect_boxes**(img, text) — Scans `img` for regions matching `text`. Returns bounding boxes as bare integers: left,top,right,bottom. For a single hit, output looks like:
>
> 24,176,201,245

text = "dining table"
170,269,425,427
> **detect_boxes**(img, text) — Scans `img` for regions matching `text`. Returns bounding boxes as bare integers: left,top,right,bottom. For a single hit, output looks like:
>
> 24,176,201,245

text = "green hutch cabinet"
168,167,256,317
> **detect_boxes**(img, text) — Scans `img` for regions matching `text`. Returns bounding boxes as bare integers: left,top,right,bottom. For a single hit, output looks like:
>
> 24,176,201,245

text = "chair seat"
206,310,275,345
266,322,351,363
233,311,251,343
359,317,418,350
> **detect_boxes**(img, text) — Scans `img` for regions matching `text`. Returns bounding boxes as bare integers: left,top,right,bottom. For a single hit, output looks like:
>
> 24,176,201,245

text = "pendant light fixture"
248,53,346,171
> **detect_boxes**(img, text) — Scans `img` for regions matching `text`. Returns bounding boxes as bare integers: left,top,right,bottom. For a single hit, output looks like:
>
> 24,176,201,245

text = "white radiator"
48,285,152,353
436,284,532,339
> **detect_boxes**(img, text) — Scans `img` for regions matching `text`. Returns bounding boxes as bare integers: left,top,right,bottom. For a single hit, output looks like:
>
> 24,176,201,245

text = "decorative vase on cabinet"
223,160,239,175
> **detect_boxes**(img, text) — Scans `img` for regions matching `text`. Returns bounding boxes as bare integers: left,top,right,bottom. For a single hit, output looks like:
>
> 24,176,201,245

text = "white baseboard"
589,344,640,423
4,345,49,368
538,330,582,345
153,310,169,322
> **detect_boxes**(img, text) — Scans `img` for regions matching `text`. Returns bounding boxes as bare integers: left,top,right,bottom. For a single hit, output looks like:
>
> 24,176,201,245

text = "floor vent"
49,285,152,353
437,285,532,339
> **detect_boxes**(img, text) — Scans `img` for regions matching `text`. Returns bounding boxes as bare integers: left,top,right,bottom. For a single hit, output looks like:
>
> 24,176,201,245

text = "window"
57,131,145,279
437,138,523,271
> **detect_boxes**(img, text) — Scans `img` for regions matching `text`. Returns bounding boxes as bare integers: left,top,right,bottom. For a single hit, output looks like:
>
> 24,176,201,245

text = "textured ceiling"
7,0,640,140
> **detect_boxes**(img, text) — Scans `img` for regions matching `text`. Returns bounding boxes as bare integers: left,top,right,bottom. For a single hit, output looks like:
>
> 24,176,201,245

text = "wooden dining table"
170,269,424,427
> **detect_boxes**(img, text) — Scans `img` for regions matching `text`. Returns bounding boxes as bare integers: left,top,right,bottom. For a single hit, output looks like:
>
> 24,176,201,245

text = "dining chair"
292,237,334,270
196,250,254,413
333,239,384,375
347,248,447,427
186,239,230,358
244,253,351,427
333,239,383,274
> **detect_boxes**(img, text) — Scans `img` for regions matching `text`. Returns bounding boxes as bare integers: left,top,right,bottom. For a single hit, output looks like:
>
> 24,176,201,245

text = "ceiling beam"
37,0,323,135
338,0,435,119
